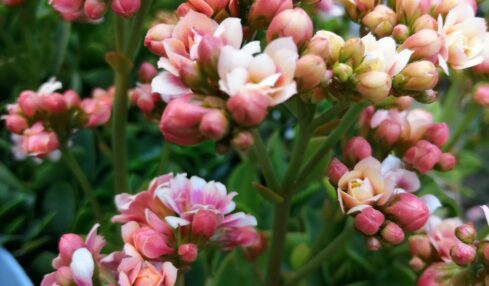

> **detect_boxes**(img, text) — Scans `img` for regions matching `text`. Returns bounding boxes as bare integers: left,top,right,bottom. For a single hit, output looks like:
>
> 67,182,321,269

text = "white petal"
151,72,190,103
390,49,414,76
346,204,371,215
438,54,450,75
421,195,442,214
164,216,190,228
265,37,298,56
214,18,243,49
157,58,179,76
381,155,402,175
224,68,249,95
258,73,281,87
70,248,94,286
481,205,489,226
241,41,261,55
37,77,63,96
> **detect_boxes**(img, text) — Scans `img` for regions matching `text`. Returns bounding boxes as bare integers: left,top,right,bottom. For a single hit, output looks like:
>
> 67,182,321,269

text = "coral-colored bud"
306,31,344,65
395,61,439,91
327,158,348,185
192,209,220,238
227,90,270,126
133,227,173,259
392,24,409,43
63,90,81,109
436,153,456,171
248,0,293,28
112,0,141,17
343,136,372,164
455,223,476,244
383,193,429,232
4,114,27,134
403,30,443,61
333,63,353,82
197,34,223,80
424,123,449,147
199,110,229,140
84,0,106,20
380,221,405,245
144,24,174,57
413,15,437,32
18,90,40,117
42,93,68,114
295,55,326,91
409,256,425,272
138,62,157,84
266,8,313,48
474,84,489,108
356,71,392,103
50,0,83,14
366,236,381,251
403,140,442,173
232,131,254,151
354,207,385,236
178,243,198,263
362,5,396,37
408,235,433,260
450,243,476,266
58,234,85,261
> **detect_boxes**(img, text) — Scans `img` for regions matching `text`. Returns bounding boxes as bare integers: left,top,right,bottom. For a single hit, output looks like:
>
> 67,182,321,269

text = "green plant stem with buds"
61,147,102,223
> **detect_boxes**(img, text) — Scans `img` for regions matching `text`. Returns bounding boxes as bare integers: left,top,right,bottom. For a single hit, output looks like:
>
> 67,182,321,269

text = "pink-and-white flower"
425,216,463,262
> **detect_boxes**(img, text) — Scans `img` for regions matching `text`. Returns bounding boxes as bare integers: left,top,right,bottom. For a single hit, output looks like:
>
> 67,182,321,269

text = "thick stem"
176,272,185,286
112,71,130,194
444,101,479,151
283,220,355,286
158,142,171,175
251,129,280,192
61,148,103,223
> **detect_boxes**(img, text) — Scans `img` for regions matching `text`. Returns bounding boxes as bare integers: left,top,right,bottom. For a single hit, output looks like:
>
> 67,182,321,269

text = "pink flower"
266,8,313,48
111,0,140,17
22,122,59,157
474,84,489,107
3,114,27,134
403,140,442,173
80,88,114,128
130,84,161,115
383,193,430,232
354,207,385,236
178,243,198,262
248,0,293,28
122,223,174,259
425,216,463,262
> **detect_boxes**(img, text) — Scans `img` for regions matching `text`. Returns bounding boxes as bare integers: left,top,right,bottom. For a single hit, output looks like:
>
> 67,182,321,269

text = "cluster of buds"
41,173,265,285
327,153,439,250
360,105,456,173
3,79,113,158
411,209,489,286
49,0,141,21
129,62,165,121
176,0,238,21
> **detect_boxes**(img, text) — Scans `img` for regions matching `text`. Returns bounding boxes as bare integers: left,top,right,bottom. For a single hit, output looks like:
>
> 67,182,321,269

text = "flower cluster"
360,104,456,173
49,0,141,21
41,173,263,285
3,79,113,157
129,62,164,121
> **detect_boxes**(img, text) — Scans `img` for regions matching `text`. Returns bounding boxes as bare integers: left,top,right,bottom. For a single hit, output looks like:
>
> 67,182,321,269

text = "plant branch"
444,101,479,151
251,129,280,193
125,0,154,58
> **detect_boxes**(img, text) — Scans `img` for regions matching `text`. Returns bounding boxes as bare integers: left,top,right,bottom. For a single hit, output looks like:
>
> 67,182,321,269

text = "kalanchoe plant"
3,0,489,285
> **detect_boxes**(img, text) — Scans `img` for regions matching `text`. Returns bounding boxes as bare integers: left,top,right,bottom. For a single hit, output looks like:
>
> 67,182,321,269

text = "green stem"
158,142,171,175
112,71,130,194
444,101,479,151
310,102,348,130
294,102,368,190
283,220,355,286
114,16,126,52
125,0,154,58
176,273,185,286
251,129,280,192
61,148,103,223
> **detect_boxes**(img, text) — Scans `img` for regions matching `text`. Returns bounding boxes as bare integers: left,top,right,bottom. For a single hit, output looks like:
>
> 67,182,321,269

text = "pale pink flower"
80,88,114,128
266,8,313,48
129,83,161,115
425,216,463,262
21,122,59,157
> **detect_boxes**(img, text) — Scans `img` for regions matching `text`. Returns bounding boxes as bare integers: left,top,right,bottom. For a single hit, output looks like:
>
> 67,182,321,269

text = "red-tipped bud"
266,8,313,48
138,62,157,84
112,0,141,17
22,123,59,157
4,114,28,134
380,221,405,245
383,193,429,232
424,123,449,147
178,243,198,263
144,24,174,57
450,243,476,266
403,140,442,173
343,136,372,165
408,235,433,260
354,207,385,236
295,55,326,91
474,84,489,108
226,90,270,126
248,0,293,28
455,223,476,244
392,24,409,43
192,209,220,238
58,233,85,261
199,110,229,140
436,153,456,171
84,0,106,20
366,236,381,251
327,158,348,185
232,131,254,151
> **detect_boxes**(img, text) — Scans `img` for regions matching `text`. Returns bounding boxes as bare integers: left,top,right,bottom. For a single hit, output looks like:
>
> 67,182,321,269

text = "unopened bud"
413,15,438,32
381,221,405,245
227,90,270,126
295,55,327,91
41,93,68,114
340,38,364,67
413,89,438,104
4,114,28,134
362,5,396,37
356,71,392,103
392,24,409,43
354,207,385,236
232,131,254,151
375,119,402,146
306,31,344,65
327,158,348,185
366,236,381,251
333,63,353,82
199,110,229,140
450,243,476,266
455,223,476,244
424,123,449,147
403,29,443,61
84,0,106,20
63,90,81,109
403,140,442,173
436,153,456,171
408,235,433,260
394,61,439,91
343,136,372,164
112,0,141,17
266,8,313,48
138,62,157,84
192,209,219,238
197,34,223,80
383,193,429,232
247,0,293,28
144,24,174,57
178,243,198,263
409,256,425,272
474,84,489,108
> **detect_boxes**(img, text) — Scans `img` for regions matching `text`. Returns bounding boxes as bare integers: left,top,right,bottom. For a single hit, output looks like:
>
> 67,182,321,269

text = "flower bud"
424,123,449,147
306,31,344,65
197,34,223,80
450,243,476,266
455,223,476,244
343,136,372,165
380,221,405,245
138,62,157,84
474,84,489,108
327,158,348,185
340,38,364,67
356,71,392,103
178,243,198,263
192,209,220,238
133,227,173,259
84,0,106,20
58,234,85,261
395,96,413,110
112,0,141,17
395,61,439,91
199,110,229,140
185,0,229,17
403,140,442,173
409,256,425,271
366,236,381,251
408,235,433,260
50,0,83,14
413,89,438,104
383,193,429,232
18,90,40,117
4,114,28,134
375,119,402,146
63,90,81,109
243,232,267,261
144,24,174,57
232,131,254,151
333,63,353,82
22,123,59,157
403,29,444,61
41,93,68,114
247,0,293,28
227,90,270,126
354,207,385,236
266,8,313,48
413,15,437,32
392,24,409,43
294,55,327,91
436,153,456,171
361,5,396,37
179,62,204,89
130,84,159,114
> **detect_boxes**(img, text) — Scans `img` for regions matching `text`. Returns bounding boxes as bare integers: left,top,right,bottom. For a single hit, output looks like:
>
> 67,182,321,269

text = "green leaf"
227,161,263,215
42,182,76,234
0,163,23,190
213,250,262,286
